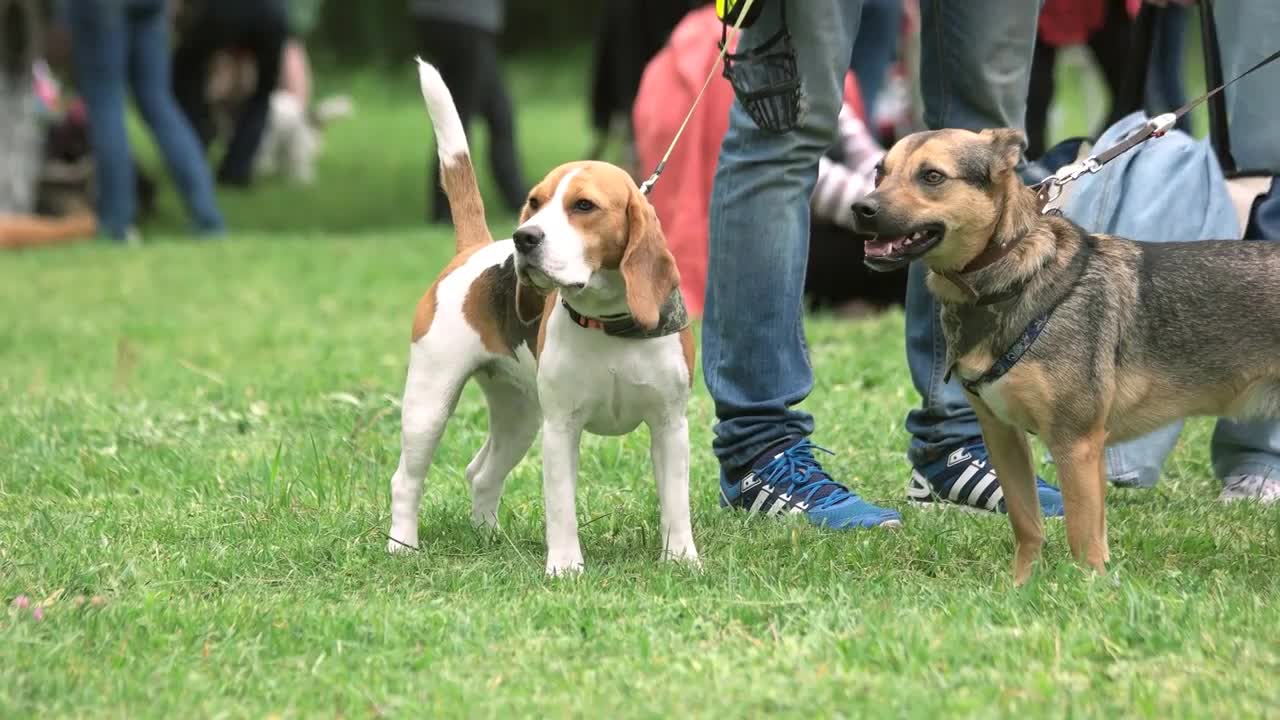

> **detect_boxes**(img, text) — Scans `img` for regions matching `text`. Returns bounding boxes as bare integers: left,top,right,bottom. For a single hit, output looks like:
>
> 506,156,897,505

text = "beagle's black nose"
851,197,880,219
513,226,544,253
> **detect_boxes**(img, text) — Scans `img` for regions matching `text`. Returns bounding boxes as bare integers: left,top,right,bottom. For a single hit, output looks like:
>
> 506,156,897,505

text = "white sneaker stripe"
948,465,981,501
965,472,998,508
748,486,772,514
766,497,790,517
907,471,933,500
985,485,1005,511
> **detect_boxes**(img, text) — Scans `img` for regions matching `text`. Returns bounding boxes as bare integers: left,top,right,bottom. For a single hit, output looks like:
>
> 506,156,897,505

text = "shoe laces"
755,439,856,511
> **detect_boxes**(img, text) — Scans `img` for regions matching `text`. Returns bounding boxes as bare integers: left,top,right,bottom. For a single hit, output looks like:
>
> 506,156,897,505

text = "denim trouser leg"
66,0,134,240
66,0,223,238
848,0,902,122
702,0,862,472
1099,1,1280,488
1206,0,1280,484
125,2,225,233
903,0,1043,466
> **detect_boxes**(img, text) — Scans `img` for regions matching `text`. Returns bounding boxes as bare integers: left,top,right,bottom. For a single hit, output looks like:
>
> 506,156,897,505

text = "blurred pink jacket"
633,6,865,317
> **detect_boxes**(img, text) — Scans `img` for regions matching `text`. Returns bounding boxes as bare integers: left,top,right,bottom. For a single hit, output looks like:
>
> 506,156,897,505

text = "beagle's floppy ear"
979,128,1026,174
621,186,681,330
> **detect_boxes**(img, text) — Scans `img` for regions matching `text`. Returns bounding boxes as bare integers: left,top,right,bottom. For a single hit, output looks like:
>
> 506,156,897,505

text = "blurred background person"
1026,0,1134,160
847,0,903,126
172,0,289,188
585,0,698,174
62,0,224,242
410,0,526,223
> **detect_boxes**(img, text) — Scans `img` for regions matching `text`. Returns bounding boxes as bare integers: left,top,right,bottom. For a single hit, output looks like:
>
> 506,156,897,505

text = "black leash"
1033,44,1280,210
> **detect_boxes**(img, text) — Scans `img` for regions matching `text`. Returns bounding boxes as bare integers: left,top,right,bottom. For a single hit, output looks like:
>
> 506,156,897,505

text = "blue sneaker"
720,438,903,529
907,441,1064,517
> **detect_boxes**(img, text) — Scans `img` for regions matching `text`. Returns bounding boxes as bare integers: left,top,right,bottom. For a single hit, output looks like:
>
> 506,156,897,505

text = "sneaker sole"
722,503,905,529
907,497,1067,520
907,497,998,515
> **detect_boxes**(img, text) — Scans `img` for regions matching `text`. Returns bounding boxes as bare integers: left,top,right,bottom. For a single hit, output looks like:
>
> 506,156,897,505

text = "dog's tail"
416,57,491,254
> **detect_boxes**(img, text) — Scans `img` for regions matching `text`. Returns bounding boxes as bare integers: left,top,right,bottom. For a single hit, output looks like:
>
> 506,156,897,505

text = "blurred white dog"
254,90,353,184
205,45,354,186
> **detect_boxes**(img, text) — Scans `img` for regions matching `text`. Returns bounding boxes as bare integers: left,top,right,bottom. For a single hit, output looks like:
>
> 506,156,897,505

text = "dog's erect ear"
621,186,680,330
980,128,1026,173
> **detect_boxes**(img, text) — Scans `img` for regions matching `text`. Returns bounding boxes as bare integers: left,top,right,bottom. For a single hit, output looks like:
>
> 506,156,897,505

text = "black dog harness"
563,291,690,339
956,305,1060,396
948,246,1091,395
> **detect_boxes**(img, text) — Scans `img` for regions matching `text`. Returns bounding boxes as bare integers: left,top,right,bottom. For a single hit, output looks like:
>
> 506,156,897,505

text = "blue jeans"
1105,0,1280,488
848,0,902,122
904,0,1043,466
702,0,1041,472
66,0,225,240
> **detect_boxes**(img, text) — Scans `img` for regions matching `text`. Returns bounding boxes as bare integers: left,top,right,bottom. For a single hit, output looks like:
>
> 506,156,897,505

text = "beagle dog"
386,59,700,575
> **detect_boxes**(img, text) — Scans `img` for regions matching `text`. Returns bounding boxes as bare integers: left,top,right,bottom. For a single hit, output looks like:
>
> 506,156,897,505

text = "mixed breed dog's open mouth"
860,224,946,270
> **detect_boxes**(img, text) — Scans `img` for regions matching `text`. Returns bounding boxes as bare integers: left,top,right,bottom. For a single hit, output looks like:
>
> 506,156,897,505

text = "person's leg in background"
1207,0,1280,503
1088,0,1137,134
848,0,902,122
1144,4,1190,133
474,30,528,216
65,0,134,240
125,0,224,234
1024,38,1059,160
417,18,485,223
215,2,287,187
170,6,219,148
902,0,1065,515
706,0,902,529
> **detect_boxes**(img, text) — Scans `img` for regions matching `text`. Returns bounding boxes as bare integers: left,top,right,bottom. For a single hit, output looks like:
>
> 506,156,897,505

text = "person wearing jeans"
847,0,902,123
1097,0,1280,503
710,0,1065,528
63,0,225,242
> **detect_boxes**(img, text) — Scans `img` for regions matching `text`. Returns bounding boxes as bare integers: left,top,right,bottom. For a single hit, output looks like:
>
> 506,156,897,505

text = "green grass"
4,49,1280,719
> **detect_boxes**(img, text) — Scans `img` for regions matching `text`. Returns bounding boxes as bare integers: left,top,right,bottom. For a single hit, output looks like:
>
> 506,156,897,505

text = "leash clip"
1054,156,1102,185
639,174,659,196
1037,156,1100,209
1147,112,1177,138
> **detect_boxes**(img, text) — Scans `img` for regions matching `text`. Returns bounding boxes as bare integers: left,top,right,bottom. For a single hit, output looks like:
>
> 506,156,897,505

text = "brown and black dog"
853,127,1280,584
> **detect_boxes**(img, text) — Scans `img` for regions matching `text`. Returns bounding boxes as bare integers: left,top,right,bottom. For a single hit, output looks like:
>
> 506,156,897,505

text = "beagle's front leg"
649,414,698,565
541,416,585,576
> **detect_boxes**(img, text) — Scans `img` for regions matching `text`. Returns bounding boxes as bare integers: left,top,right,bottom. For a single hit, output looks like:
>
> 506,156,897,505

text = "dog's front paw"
545,552,585,578
663,543,701,568
386,533,419,554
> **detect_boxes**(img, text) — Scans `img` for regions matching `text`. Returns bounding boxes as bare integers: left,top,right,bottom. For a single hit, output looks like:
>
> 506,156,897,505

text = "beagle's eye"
572,198,597,212
527,196,541,211
873,163,885,187
920,169,947,186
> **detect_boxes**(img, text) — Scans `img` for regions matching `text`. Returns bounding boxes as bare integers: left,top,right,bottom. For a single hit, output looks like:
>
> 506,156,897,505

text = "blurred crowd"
1,1,1270,324
613,0,1219,316
0,0,345,248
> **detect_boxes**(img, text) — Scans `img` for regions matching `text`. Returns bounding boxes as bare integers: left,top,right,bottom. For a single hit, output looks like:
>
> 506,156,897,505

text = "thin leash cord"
638,0,758,196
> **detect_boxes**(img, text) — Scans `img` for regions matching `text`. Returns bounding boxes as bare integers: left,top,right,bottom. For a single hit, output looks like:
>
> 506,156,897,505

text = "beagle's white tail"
416,57,491,253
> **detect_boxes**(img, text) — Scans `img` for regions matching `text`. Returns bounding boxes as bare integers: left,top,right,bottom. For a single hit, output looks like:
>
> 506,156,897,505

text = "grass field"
4,46,1279,719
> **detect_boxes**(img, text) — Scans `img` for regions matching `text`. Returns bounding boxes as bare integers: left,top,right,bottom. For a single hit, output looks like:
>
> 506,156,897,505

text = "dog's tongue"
863,236,905,258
